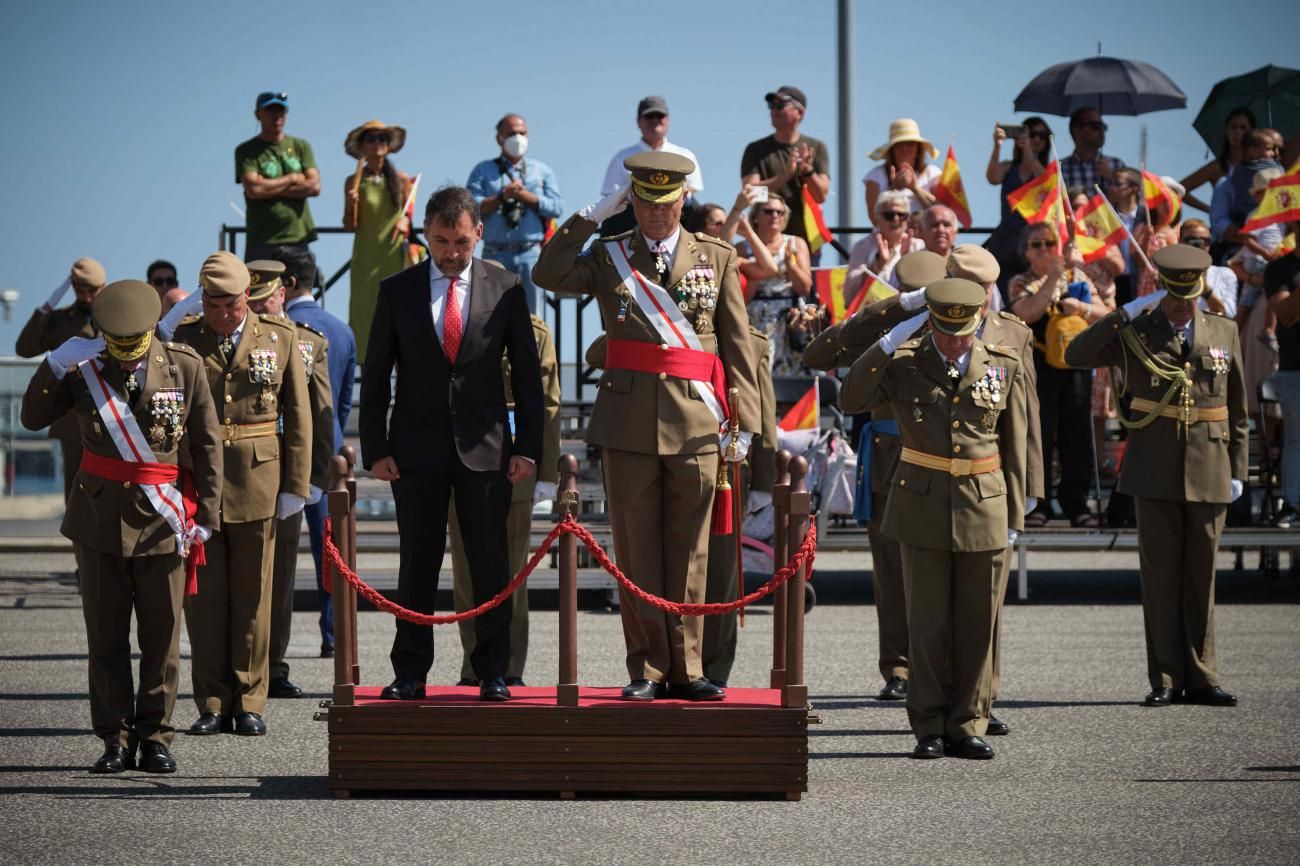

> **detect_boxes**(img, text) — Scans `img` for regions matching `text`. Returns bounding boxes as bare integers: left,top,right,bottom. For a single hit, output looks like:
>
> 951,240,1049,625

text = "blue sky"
0,0,1292,353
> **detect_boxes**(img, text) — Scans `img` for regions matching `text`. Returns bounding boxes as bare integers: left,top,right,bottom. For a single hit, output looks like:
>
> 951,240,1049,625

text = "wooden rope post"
770,449,792,689
342,446,360,686
783,455,811,709
556,454,580,707
328,454,355,706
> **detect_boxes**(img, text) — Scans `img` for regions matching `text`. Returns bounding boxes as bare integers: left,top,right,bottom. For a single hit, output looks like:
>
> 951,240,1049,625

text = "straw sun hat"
344,120,407,159
869,118,938,161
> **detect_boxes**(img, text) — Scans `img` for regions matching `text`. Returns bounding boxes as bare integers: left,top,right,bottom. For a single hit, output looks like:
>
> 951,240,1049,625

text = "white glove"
1008,529,1020,545
1025,497,1038,515
46,335,106,378
722,431,754,463
43,276,72,311
1122,290,1165,319
879,312,928,356
187,525,212,545
157,289,204,340
307,484,323,505
277,492,306,519
579,179,631,225
899,288,928,311
1230,479,1244,502
533,480,557,503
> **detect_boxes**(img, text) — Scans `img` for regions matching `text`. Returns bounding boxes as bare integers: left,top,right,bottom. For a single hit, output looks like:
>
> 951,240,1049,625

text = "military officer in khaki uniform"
804,251,947,703
21,280,222,773
842,279,1029,759
1065,245,1247,707
170,252,311,735
448,313,561,686
15,257,108,502
533,152,760,701
244,260,334,699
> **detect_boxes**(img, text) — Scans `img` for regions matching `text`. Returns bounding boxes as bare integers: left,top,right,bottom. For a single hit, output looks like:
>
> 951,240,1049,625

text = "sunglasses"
1080,121,1108,132
1027,129,1048,140
1028,240,1057,250
767,99,791,110
1182,236,1210,248
363,133,389,144
641,112,666,122
150,276,179,288
880,212,909,222
760,207,787,217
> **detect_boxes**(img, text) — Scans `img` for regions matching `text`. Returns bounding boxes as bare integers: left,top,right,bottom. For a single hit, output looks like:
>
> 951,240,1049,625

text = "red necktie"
443,275,462,364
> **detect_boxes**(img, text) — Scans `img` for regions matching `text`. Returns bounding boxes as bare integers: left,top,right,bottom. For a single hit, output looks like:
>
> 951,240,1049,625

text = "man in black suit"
360,185,543,702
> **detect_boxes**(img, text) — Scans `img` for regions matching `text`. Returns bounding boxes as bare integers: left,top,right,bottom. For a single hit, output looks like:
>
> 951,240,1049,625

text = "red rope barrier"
322,514,816,626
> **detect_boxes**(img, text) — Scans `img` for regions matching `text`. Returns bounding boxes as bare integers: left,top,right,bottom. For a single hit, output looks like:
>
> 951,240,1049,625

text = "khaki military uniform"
16,304,98,500
269,318,334,684
173,312,310,716
21,342,222,748
533,214,760,684
842,330,1029,741
1065,307,1248,691
449,315,561,682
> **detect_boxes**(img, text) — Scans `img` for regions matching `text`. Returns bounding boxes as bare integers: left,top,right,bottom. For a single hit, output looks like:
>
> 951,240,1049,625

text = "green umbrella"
1193,65,1300,151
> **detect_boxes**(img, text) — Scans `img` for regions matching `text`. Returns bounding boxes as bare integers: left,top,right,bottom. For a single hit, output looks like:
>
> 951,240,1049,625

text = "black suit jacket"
360,258,543,473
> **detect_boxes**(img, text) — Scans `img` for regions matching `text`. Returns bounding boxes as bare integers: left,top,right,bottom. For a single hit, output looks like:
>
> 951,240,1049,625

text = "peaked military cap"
925,278,985,336
93,280,161,361
247,260,286,301
624,151,695,204
71,257,107,290
199,251,250,298
895,250,947,291
1153,244,1211,299
946,244,1000,285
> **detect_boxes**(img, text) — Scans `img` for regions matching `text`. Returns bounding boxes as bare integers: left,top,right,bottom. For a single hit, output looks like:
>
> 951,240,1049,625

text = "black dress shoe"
380,678,427,700
504,677,526,687
188,712,229,735
621,679,663,701
91,743,136,774
878,677,908,701
948,736,995,760
320,642,334,659
1179,686,1238,706
139,742,176,774
233,712,267,736
911,735,944,759
479,677,511,702
985,713,1010,736
268,677,304,699
682,678,725,701
1144,687,1177,707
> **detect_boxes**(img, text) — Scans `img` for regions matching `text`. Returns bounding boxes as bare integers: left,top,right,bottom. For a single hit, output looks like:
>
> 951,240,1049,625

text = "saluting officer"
533,151,760,701
842,278,1029,760
15,257,108,502
169,251,311,736
1065,244,1247,707
21,280,222,774
245,260,334,700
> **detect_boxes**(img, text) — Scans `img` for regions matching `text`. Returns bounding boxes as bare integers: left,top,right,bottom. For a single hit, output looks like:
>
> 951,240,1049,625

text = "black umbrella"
1193,65,1300,151
1014,55,1186,117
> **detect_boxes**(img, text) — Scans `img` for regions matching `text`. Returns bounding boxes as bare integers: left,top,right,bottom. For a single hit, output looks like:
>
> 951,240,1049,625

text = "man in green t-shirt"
235,91,321,264
739,85,831,250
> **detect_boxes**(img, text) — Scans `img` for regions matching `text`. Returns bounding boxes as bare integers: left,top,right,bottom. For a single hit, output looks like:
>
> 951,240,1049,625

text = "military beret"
247,259,286,301
925,278,985,336
1153,244,1211,299
894,250,947,291
199,251,250,298
70,257,106,289
93,279,161,342
946,245,1000,285
625,151,695,204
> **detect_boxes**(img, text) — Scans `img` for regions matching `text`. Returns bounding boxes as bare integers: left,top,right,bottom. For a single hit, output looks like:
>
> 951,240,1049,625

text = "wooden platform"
327,686,811,799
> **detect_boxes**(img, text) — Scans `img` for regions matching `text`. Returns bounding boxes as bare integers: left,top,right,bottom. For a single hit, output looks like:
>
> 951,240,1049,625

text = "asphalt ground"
1,548,1298,865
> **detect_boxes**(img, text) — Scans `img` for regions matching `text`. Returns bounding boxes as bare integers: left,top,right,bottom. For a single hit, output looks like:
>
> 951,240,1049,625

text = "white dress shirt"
932,337,972,376
602,139,704,196
429,260,473,342
220,315,248,351
641,227,681,280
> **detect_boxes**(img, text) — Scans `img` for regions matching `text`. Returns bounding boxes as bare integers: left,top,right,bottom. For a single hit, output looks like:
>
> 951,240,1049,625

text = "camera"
501,194,526,228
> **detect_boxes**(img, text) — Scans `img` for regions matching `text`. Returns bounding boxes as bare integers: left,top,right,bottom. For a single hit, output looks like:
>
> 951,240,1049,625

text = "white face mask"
502,134,528,159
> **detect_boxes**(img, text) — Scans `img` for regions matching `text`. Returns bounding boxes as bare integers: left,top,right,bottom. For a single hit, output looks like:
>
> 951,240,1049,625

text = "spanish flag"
1073,193,1126,263
1006,161,1059,223
817,267,897,325
802,184,834,254
778,378,820,431
543,217,558,245
1141,169,1179,219
1243,173,1300,232
933,145,972,229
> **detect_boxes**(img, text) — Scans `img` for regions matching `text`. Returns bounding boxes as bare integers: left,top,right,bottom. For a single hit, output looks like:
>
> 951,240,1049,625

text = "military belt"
900,447,1001,477
1128,397,1228,424
222,421,279,443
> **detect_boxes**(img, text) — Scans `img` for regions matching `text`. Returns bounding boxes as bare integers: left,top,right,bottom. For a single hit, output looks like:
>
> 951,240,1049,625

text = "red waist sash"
605,338,731,421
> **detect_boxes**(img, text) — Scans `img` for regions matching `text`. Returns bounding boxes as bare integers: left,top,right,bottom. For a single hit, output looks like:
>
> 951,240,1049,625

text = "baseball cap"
638,95,669,117
256,91,289,110
765,86,807,110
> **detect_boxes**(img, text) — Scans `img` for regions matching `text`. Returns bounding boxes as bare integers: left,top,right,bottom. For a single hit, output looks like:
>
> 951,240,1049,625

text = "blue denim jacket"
466,156,564,248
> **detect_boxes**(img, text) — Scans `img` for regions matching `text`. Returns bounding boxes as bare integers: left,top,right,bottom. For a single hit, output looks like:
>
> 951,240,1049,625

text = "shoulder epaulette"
163,341,202,361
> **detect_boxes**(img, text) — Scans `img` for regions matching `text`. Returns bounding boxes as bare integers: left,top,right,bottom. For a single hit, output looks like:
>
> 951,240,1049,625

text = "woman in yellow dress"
343,120,413,362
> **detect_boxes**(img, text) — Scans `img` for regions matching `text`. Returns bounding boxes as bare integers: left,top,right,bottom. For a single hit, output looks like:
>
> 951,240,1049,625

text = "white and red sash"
79,359,188,552
610,238,732,444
